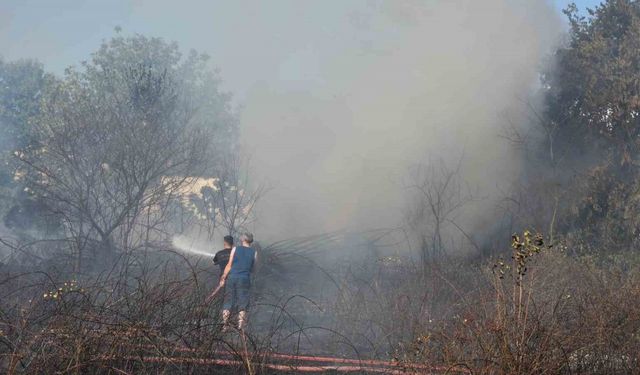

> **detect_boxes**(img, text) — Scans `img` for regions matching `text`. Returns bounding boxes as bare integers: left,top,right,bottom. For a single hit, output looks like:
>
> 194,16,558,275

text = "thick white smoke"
2,0,562,243
240,1,562,239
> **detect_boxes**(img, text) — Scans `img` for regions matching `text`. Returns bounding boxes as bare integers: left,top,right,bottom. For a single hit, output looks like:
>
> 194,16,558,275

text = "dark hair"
223,235,234,246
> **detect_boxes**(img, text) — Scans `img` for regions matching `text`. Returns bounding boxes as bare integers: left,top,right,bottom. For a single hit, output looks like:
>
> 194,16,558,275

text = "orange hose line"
97,355,424,374
44,332,469,373
130,344,468,373
234,351,434,370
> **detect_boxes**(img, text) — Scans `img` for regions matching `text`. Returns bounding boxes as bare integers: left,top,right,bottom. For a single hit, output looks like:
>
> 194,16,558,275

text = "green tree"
545,0,640,168
85,33,238,157
539,1,640,253
16,34,237,269
0,59,52,154
0,59,56,234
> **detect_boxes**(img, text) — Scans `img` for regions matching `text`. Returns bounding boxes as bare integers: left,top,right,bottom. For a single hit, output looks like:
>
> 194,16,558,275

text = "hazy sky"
556,0,603,12
0,0,603,101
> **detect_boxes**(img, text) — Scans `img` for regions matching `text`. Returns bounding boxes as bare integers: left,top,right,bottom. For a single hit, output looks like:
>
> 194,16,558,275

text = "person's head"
240,232,253,246
223,235,234,249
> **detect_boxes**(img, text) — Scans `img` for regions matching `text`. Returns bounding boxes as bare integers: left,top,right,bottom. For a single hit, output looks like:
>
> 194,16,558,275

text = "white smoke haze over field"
1,0,563,242
240,1,563,239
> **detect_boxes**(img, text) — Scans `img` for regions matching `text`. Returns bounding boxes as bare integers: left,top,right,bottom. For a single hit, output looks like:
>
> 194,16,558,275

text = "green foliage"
0,59,56,233
546,0,640,166
559,164,640,253
493,230,546,283
524,1,640,255
4,33,240,267
85,33,237,159
22,56,196,249
0,59,53,153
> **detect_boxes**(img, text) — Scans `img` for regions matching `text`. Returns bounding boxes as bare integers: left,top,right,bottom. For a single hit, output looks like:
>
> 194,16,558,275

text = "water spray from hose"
171,235,215,258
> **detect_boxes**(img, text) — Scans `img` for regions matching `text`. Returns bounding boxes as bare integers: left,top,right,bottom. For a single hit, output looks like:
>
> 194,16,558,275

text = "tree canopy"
1,33,240,268
546,0,640,167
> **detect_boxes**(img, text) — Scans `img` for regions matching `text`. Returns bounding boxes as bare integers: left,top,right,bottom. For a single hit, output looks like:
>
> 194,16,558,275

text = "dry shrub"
0,241,369,374
323,231,640,374
2,233,640,374
0,248,314,374
401,232,640,374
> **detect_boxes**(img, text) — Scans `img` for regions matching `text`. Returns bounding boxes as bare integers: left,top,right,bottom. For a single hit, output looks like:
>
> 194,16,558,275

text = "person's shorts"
223,276,251,311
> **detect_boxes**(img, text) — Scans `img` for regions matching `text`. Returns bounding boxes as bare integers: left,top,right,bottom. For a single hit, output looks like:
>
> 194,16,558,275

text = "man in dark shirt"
213,235,234,274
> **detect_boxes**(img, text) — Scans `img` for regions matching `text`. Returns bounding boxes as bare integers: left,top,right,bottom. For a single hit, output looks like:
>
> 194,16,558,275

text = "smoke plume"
1,0,564,244
240,0,562,240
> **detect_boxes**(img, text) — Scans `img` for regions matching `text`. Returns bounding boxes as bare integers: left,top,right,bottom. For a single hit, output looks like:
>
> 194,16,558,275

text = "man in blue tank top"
219,232,257,331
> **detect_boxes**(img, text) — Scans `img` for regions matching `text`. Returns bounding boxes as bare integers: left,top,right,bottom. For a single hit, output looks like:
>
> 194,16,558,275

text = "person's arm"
220,247,236,284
